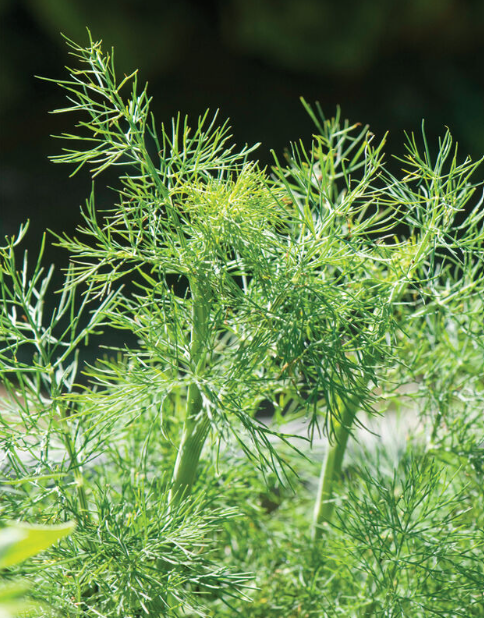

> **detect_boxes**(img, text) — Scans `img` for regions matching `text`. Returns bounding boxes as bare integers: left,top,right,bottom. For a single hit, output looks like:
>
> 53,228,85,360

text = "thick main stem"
169,392,211,505
311,218,435,543
312,394,361,541
169,277,211,507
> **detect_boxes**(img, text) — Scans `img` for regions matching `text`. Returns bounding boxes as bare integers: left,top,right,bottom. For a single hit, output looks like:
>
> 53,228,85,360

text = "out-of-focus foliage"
224,0,481,73
2,0,483,78
0,0,196,111
1,0,484,123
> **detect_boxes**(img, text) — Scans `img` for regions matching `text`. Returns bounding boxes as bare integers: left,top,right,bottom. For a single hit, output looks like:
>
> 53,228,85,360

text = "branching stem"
169,275,212,506
311,223,438,541
312,394,361,541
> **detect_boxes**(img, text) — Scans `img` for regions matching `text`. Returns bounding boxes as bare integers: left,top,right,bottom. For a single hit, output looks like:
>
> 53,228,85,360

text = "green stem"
169,398,211,505
64,432,90,522
54,396,91,524
169,276,211,506
310,208,436,542
311,394,361,541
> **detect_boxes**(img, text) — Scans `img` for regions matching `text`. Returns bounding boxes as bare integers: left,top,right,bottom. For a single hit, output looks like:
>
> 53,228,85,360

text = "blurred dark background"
1,0,484,262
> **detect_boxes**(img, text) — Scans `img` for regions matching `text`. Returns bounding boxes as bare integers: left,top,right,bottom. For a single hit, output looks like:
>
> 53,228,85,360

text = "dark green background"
1,0,484,260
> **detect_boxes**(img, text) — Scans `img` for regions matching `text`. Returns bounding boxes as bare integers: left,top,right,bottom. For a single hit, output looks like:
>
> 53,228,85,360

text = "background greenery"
2,0,484,249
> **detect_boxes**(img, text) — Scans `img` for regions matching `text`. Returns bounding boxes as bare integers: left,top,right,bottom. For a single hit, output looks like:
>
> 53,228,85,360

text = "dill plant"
1,31,484,617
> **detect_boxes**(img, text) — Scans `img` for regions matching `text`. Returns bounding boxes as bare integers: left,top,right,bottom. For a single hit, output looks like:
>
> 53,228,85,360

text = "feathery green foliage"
1,31,484,616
